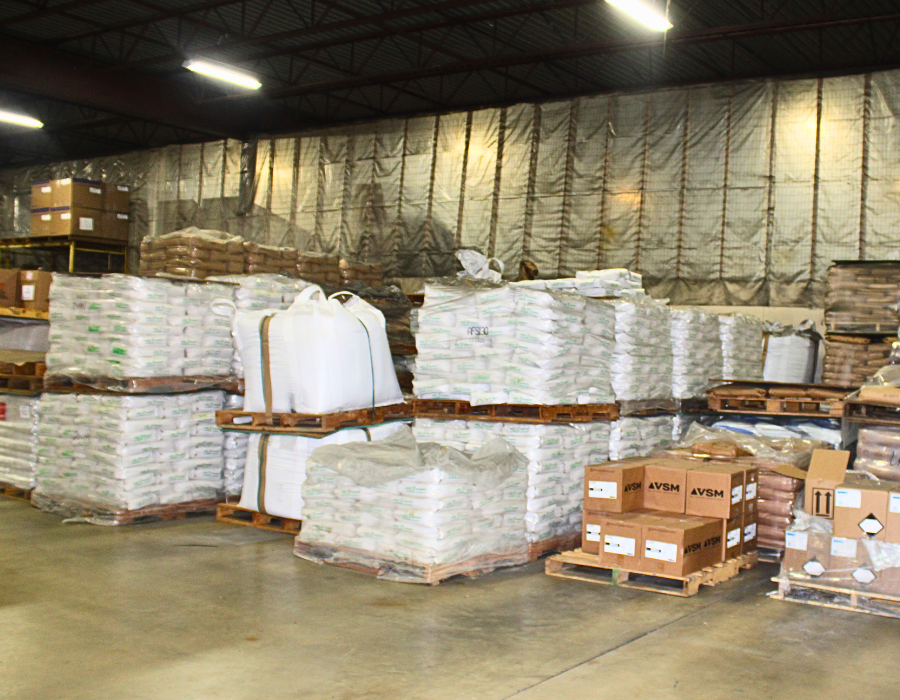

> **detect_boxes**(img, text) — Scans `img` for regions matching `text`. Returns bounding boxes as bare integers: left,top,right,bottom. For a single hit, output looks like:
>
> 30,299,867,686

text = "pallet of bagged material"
675,397,710,415
544,549,758,597
294,540,529,585
411,399,619,423
43,375,243,395
843,398,900,426
824,321,897,334
770,577,900,619
215,502,300,535
216,403,411,434
0,373,43,393
0,483,32,502
31,492,218,525
618,398,679,417
527,531,582,562
707,381,851,418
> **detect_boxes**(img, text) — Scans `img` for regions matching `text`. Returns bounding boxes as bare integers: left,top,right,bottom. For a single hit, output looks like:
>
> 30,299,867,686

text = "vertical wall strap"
265,137,275,243
718,85,734,280
635,94,652,273
256,434,270,515
557,99,579,277
390,120,409,277
488,107,506,259
361,123,379,261
176,144,185,228
522,104,542,260
859,72,872,259
423,116,440,277
237,138,258,217
809,77,824,296
259,314,274,424
287,137,301,247
455,111,473,248
313,137,326,251
197,141,205,216
764,82,779,305
339,135,355,258
219,140,228,200
675,91,690,278
595,96,613,269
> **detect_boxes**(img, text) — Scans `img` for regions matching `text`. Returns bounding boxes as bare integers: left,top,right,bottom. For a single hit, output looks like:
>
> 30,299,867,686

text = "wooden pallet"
758,547,784,564
0,306,49,321
216,502,300,535
707,381,851,419
0,483,32,502
528,531,582,562
844,399,900,426
216,403,411,434
411,399,619,423
31,493,218,525
544,549,759,597
618,399,679,417
0,374,43,393
0,360,45,376
43,375,243,395
770,577,900,619
824,321,897,335
675,397,710,415
294,540,528,585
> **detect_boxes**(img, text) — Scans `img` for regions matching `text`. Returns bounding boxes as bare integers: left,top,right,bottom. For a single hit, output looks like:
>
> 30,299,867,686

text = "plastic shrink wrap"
763,322,820,383
32,391,226,522
0,394,38,489
611,297,673,401
670,307,722,399
295,426,529,583
719,314,764,380
608,415,675,460
413,418,609,544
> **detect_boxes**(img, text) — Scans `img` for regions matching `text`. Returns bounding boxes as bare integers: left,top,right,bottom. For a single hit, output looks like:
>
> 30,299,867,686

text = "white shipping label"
731,485,743,505
835,488,862,509
785,531,809,551
831,537,858,559
645,539,678,562
117,185,128,192
889,493,900,514
78,217,94,231
18,405,30,419
40,214,50,221
746,482,757,500
89,187,102,194
744,523,757,540
61,213,71,220
20,285,34,301
41,186,51,193
589,480,617,500
727,528,741,548
585,524,601,542
117,213,128,220
60,178,71,185
604,535,635,557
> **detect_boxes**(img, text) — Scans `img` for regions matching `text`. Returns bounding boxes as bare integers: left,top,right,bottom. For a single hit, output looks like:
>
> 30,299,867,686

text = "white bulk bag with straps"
228,306,293,414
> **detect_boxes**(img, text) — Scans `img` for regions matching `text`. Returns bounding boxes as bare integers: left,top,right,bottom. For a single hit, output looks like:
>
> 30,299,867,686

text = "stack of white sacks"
46,274,235,380
32,391,226,514
297,427,528,578
608,415,675,460
222,393,248,496
611,296,673,402
0,394,38,490
413,418,610,543
536,269,645,298
720,314,765,380
671,307,723,399
413,281,615,405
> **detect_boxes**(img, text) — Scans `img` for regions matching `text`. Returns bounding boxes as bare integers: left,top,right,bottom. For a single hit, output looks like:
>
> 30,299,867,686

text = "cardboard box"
581,510,605,555
642,461,692,513
599,512,652,569
886,491,900,544
829,536,867,588
804,449,851,519
833,481,893,541
31,181,53,209
19,270,52,311
30,209,53,236
744,466,759,514
104,183,131,213
50,178,104,210
101,211,130,241
782,530,831,578
685,463,744,519
43,207,101,237
722,515,743,561
584,462,644,513
641,514,722,577
742,511,758,554
0,268,20,307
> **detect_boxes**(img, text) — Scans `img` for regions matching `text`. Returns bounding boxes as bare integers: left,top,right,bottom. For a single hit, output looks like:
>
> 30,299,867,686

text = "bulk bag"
229,306,293,413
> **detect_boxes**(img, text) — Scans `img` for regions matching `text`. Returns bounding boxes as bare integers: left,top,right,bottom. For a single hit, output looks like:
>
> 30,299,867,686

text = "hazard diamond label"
859,514,884,536
852,568,877,584
803,560,826,577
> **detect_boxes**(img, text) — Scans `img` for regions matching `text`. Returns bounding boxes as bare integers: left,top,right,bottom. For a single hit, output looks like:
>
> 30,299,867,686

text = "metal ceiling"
1,0,900,166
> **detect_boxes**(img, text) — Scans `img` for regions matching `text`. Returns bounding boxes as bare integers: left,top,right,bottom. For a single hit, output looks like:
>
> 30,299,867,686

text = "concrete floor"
2,497,899,700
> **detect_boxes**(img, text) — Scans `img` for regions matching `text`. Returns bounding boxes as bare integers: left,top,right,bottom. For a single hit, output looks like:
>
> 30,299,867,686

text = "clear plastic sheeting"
670,307,722,399
608,415,675,460
720,314,765,381
678,423,826,467
0,393,38,490
295,425,529,583
611,297,673,402
763,321,821,384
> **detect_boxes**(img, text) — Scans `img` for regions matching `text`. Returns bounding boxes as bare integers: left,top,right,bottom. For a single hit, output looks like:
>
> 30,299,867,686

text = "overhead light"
0,110,43,129
183,59,261,90
606,0,673,31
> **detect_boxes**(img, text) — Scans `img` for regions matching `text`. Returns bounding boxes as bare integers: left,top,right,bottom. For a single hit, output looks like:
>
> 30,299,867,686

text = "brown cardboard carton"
722,515,743,561
30,210,53,236
18,270,52,311
685,463,744,519
584,462,644,513
31,181,53,209
867,566,900,596
742,511,758,554
744,466,759,515
599,512,654,569
828,536,868,587
581,510,605,555
0,268,20,307
782,530,831,579
44,207,101,237
833,481,892,541
104,184,131,213
803,449,851,519
642,461,693,513
50,178,104,210
885,490,900,544
641,514,722,577
101,211,130,241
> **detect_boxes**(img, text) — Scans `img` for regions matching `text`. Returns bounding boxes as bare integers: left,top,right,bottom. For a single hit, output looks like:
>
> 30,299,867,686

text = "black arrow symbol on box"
815,491,822,514
825,492,832,516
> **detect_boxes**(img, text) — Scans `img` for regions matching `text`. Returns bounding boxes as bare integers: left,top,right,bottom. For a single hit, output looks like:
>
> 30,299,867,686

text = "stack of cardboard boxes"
782,450,900,595
30,178,130,241
0,268,52,312
582,457,758,577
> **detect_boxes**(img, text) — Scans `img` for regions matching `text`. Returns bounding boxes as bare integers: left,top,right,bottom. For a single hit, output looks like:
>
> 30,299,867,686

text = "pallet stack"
0,393,39,501
824,261,900,334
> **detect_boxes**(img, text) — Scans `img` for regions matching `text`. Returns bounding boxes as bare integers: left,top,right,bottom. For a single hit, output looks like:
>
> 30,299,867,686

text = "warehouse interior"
3,2,900,699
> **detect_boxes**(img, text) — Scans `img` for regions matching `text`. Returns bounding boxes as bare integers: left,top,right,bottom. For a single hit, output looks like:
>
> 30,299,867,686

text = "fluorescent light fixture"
183,59,261,90
606,0,673,31
0,110,43,129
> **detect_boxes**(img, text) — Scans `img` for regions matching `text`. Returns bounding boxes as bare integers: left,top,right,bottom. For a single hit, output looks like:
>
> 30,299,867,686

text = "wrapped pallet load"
611,296,673,403
720,313,765,380
139,227,244,279
670,307,722,399
294,426,529,583
823,335,892,386
763,321,821,384
0,394,39,491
